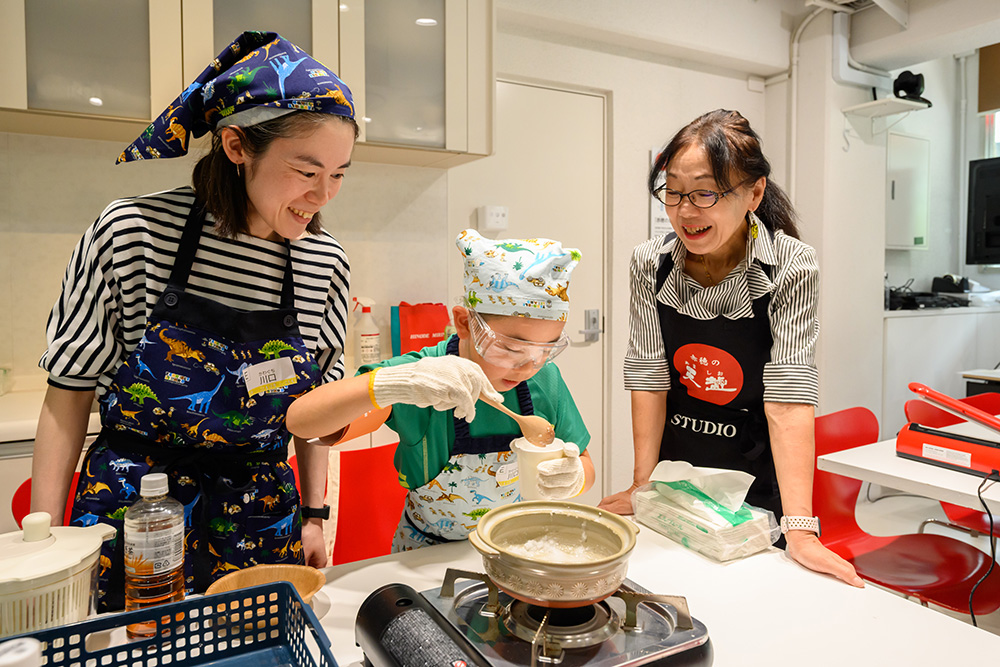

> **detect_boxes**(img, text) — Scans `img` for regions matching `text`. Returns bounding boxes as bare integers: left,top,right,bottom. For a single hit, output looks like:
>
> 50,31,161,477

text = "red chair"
11,473,80,528
903,392,1000,541
814,406,1000,616
331,443,407,565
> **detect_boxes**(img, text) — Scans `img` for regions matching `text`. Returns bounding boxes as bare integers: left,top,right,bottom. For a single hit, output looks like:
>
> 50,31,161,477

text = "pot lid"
0,512,116,583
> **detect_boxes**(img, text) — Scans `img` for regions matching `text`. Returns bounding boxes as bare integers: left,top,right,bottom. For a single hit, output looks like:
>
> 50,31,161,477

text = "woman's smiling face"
238,119,355,241
663,143,764,258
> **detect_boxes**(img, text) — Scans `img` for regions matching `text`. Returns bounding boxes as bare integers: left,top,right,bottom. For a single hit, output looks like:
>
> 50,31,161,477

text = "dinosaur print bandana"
117,31,354,163
456,229,581,321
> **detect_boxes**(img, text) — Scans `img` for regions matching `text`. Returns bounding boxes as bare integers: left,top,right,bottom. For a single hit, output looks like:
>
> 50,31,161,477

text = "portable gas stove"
356,568,712,667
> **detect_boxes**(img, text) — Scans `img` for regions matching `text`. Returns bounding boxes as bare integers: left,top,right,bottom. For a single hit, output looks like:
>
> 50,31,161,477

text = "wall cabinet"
885,132,930,250
0,0,493,168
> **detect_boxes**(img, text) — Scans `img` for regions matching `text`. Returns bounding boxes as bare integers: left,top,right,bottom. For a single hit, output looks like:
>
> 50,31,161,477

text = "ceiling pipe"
831,11,892,90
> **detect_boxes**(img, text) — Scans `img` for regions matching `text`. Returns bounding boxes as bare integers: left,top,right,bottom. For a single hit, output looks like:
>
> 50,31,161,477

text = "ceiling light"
415,18,437,26
340,4,348,11
363,117,372,123
88,97,103,107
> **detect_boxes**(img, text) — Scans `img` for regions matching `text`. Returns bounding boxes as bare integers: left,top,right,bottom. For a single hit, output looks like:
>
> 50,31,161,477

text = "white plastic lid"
0,638,43,667
0,513,116,583
140,472,169,497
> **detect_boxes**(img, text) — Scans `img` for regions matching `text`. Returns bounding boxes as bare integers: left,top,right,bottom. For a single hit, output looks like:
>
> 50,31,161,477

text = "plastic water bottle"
353,297,382,366
124,473,185,638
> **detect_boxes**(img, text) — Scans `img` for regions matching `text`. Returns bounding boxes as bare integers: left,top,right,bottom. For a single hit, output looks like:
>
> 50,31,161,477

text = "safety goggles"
468,309,569,370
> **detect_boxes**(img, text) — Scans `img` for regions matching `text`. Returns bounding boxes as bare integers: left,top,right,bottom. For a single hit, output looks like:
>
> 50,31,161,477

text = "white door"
449,80,607,504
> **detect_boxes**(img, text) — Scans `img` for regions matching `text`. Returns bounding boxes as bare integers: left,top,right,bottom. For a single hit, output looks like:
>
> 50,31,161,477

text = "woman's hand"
597,483,641,515
785,531,864,587
301,519,328,568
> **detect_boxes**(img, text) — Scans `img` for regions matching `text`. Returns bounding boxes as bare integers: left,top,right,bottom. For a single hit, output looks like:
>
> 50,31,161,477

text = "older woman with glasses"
287,229,594,551
598,109,864,587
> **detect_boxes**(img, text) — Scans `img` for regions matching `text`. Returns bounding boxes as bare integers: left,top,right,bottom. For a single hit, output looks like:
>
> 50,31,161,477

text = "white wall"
487,31,768,494
0,132,450,388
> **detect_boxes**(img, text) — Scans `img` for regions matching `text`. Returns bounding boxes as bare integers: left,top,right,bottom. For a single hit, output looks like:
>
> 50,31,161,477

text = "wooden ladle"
480,393,555,446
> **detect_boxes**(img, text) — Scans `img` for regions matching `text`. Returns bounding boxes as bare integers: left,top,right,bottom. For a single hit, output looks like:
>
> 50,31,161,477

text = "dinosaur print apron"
392,337,526,552
71,201,322,611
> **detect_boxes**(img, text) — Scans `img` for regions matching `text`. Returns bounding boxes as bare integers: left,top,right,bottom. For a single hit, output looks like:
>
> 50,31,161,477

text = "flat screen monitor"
967,156,1000,264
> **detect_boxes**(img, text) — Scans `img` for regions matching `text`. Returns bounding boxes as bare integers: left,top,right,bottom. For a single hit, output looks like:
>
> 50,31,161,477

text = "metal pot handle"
467,529,498,556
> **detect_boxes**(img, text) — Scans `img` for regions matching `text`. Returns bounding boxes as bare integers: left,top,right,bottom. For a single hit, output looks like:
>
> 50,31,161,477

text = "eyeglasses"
468,309,569,370
653,180,749,209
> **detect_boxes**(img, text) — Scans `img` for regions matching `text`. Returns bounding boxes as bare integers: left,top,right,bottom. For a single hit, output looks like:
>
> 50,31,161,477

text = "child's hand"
372,356,504,421
535,443,585,499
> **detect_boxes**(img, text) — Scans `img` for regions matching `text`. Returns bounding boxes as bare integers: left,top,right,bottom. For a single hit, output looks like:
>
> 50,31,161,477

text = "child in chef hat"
287,229,594,551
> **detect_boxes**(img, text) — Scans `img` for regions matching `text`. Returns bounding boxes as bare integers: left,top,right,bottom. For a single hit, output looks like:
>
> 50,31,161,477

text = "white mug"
510,437,566,501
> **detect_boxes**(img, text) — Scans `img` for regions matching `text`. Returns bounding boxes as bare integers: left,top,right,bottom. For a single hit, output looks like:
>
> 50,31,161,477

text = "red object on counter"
903,392,1000,536
896,383,1000,477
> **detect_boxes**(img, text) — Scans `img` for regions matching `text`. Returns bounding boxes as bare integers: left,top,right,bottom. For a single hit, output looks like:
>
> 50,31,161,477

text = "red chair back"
961,391,1000,414
11,473,80,528
812,407,879,550
332,443,407,565
902,399,960,428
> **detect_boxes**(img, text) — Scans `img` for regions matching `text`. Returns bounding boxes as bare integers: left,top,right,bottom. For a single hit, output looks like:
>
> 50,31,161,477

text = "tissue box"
633,482,779,562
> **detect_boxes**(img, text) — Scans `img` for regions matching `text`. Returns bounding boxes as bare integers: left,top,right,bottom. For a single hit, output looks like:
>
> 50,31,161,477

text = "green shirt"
359,337,590,489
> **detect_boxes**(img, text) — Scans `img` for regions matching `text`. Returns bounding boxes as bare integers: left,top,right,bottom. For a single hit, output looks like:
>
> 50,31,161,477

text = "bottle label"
124,524,185,575
360,333,381,364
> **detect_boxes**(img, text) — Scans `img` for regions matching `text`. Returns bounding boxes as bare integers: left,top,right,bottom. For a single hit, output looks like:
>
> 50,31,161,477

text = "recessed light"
415,18,437,26
89,97,103,107
363,117,372,123
340,4,348,11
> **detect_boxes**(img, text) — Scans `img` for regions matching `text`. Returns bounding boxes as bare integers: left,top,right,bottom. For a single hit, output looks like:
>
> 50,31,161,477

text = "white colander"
0,512,116,638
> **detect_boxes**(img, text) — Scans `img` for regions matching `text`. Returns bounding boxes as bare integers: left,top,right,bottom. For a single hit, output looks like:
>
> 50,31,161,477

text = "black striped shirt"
40,187,350,396
623,226,820,406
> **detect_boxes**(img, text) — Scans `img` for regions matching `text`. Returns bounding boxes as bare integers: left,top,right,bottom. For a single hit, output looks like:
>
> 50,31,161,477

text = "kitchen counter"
0,388,101,443
317,525,1000,666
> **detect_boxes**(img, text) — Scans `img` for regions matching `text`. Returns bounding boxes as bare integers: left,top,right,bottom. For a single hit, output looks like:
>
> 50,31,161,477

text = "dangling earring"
236,163,243,179
748,210,759,239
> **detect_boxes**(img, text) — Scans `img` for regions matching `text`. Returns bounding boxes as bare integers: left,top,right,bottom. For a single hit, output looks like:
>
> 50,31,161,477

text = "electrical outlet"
477,205,509,232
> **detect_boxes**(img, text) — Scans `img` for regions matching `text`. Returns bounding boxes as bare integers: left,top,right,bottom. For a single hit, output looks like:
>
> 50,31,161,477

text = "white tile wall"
0,131,454,389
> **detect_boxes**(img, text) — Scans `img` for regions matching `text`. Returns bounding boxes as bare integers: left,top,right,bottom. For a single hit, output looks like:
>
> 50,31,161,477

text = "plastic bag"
632,481,779,562
390,302,450,355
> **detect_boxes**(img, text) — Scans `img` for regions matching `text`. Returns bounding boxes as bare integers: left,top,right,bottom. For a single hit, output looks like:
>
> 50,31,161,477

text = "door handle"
579,308,602,342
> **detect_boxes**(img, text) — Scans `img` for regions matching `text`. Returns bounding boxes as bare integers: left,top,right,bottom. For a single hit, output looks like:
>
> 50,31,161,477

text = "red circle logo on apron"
672,343,743,406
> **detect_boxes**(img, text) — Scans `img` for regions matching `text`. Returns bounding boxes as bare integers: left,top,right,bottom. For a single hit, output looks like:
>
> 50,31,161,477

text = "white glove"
536,443,585,500
372,356,504,422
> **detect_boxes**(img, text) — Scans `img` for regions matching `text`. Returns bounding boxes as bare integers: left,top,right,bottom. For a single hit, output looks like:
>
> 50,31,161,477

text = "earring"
748,211,759,239
236,163,243,179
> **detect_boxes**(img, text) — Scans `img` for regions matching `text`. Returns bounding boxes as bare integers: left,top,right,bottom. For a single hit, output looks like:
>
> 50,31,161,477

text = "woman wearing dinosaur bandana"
32,31,357,610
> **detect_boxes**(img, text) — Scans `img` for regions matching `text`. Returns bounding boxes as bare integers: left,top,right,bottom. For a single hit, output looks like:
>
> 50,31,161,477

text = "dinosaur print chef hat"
456,229,581,322
117,31,354,163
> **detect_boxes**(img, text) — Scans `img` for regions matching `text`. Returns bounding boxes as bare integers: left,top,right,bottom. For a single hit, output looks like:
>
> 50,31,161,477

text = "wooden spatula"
479,393,555,445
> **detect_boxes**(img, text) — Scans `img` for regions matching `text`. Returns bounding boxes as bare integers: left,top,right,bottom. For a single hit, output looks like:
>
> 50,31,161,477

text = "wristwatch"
780,515,821,536
300,505,331,520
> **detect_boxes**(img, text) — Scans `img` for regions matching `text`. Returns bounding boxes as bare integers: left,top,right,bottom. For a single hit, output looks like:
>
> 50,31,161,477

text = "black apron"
654,235,782,522
71,201,321,610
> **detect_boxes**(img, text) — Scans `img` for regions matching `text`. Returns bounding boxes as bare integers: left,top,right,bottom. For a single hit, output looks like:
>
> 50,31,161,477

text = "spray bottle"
352,297,382,367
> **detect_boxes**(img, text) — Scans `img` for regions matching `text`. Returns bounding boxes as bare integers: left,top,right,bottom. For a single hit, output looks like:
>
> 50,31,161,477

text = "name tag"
496,461,518,486
243,357,297,397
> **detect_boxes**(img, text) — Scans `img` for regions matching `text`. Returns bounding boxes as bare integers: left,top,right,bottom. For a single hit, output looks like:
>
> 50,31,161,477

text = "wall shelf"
843,98,931,119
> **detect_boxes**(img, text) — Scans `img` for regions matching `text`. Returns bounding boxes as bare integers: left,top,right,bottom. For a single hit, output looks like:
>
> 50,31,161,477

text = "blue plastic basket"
7,582,337,667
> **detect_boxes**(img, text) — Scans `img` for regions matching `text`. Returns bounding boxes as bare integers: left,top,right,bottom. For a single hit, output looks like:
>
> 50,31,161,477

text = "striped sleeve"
623,238,672,391
41,203,125,391
296,233,351,383
763,237,819,406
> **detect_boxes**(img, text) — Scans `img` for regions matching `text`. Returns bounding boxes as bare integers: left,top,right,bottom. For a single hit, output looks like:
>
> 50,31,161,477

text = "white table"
817,419,1000,515
316,526,1000,666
